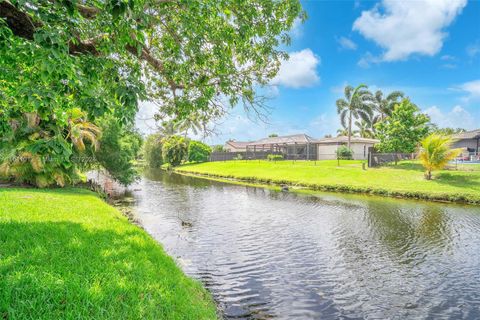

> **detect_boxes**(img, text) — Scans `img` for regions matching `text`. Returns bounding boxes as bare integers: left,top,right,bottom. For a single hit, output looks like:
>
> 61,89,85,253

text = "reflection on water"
131,169,480,319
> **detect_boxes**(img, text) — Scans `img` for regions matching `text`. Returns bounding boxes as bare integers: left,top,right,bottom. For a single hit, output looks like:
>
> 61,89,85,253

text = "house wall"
350,143,371,160
317,144,338,160
317,143,374,160
452,139,479,152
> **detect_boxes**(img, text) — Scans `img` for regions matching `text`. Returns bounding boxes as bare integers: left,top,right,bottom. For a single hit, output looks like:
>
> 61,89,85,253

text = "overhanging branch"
1,1,183,88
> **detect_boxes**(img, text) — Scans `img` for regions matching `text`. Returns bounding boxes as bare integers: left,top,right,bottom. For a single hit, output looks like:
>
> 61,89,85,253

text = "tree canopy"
0,0,303,186
375,99,430,154
1,0,304,123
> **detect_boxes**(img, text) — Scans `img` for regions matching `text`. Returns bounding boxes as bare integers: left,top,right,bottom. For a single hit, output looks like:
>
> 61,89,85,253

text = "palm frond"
344,86,354,101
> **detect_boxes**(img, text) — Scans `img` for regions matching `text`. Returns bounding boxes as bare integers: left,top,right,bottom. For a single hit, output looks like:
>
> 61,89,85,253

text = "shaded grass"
0,188,217,319
176,160,480,205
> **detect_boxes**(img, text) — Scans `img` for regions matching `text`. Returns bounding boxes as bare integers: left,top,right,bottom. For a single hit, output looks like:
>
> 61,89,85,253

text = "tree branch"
1,1,182,87
0,1,36,40
77,4,100,19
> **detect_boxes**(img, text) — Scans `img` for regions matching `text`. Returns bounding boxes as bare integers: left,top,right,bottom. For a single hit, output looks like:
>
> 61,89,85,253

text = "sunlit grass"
0,188,217,319
177,160,480,204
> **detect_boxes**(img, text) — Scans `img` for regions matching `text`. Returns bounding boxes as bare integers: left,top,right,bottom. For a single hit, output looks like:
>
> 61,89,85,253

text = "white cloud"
441,63,457,69
357,52,381,68
337,36,357,50
440,54,455,61
424,105,475,129
456,79,480,101
271,49,321,88
353,0,467,61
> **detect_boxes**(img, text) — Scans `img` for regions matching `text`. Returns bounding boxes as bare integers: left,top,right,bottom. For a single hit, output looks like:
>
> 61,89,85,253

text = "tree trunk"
348,111,352,150
425,170,432,180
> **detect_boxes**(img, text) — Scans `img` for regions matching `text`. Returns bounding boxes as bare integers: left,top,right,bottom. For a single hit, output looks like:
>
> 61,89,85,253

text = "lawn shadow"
0,220,213,319
433,172,480,189
382,162,425,172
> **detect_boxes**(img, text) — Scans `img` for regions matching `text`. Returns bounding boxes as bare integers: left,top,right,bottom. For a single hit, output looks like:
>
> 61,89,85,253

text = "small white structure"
315,136,379,160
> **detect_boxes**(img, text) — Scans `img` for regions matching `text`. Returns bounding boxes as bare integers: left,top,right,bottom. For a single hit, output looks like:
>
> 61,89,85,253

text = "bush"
143,134,163,168
267,154,283,161
187,141,211,162
162,136,188,166
233,154,243,160
336,146,353,160
94,117,141,186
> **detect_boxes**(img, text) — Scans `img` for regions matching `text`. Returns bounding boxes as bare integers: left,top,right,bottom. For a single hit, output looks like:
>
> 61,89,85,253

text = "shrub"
233,154,243,160
419,133,462,180
188,141,211,163
267,154,283,161
143,134,163,168
336,145,353,160
94,116,141,186
162,136,188,166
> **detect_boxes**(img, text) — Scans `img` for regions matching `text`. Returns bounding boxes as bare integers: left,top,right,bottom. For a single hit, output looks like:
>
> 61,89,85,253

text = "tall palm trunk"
348,111,352,149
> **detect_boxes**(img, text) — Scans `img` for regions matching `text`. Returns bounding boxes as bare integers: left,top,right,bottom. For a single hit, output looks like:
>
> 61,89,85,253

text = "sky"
136,0,480,144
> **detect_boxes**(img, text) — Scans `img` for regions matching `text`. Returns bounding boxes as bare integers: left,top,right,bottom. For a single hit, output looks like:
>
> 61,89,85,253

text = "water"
129,169,480,319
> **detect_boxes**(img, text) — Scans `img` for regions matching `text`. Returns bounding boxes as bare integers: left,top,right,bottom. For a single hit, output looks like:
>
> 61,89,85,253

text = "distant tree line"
143,123,212,169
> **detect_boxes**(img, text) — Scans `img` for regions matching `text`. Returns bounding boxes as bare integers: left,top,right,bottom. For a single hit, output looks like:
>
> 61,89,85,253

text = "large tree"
336,84,374,149
0,0,303,186
375,98,430,156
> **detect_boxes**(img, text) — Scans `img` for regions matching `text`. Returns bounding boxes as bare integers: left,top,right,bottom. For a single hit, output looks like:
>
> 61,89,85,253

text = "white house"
315,136,379,160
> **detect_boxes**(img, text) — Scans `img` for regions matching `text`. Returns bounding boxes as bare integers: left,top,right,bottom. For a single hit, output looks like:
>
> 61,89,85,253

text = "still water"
129,170,480,319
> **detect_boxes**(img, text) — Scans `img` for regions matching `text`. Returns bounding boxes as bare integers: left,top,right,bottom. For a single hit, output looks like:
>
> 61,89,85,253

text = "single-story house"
451,129,480,154
224,134,379,160
224,140,251,152
245,134,317,160
315,136,379,160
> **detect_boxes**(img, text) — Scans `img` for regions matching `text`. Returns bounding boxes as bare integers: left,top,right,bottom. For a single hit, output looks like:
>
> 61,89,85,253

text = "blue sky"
137,0,480,144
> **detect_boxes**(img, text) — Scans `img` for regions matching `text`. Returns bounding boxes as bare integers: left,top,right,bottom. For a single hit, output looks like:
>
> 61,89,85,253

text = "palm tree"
157,121,180,137
354,119,374,138
66,108,101,152
175,115,204,138
336,127,348,137
336,84,374,149
372,90,404,125
419,133,462,180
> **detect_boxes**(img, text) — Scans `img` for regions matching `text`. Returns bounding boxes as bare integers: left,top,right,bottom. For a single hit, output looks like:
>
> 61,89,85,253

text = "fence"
455,152,480,163
210,151,370,162
210,151,278,161
368,152,417,167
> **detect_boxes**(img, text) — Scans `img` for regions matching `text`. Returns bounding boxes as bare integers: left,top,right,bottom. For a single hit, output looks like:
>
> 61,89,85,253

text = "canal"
129,169,480,319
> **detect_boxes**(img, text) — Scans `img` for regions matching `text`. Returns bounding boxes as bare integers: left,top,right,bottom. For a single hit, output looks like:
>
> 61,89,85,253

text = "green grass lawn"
0,188,217,320
177,160,480,204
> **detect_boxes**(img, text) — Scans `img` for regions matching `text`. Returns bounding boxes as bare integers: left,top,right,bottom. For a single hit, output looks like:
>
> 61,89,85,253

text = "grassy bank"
176,160,480,204
0,188,217,319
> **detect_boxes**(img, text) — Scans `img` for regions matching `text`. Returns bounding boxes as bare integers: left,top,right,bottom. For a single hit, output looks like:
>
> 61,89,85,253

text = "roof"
225,140,251,148
452,129,480,140
246,134,317,146
315,136,379,144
